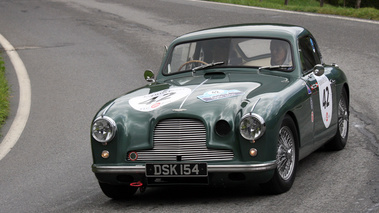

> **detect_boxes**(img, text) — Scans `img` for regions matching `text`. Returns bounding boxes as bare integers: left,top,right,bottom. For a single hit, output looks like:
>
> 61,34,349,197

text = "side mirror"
144,70,155,83
313,64,324,76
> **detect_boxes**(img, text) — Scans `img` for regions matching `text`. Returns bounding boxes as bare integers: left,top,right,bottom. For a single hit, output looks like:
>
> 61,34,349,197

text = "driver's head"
208,39,228,63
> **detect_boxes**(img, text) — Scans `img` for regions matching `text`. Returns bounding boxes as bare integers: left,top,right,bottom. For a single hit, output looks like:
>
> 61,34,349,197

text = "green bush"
0,55,10,133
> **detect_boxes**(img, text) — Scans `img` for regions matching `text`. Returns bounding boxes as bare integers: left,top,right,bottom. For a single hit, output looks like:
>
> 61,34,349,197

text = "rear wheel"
99,182,137,200
260,115,298,194
325,88,349,150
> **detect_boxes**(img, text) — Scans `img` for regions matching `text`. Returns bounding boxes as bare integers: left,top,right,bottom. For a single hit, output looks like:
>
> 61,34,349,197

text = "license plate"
146,163,207,177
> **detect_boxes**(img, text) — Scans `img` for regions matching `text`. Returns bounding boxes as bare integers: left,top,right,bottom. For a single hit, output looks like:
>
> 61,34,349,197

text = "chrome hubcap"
277,126,295,181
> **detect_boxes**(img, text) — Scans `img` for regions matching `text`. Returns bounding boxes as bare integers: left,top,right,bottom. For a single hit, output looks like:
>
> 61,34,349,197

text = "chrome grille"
131,118,234,161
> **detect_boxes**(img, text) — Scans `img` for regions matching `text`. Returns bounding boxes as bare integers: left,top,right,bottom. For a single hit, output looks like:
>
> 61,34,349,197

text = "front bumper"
92,162,276,186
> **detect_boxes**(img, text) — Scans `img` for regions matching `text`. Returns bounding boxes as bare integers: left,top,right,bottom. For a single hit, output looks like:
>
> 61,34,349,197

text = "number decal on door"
315,74,333,128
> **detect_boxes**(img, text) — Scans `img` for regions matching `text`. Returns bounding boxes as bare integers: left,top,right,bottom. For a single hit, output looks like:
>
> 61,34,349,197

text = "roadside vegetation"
207,0,379,20
0,54,9,136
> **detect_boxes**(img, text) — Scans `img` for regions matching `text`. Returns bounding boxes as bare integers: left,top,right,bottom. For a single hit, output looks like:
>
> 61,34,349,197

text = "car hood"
101,72,291,120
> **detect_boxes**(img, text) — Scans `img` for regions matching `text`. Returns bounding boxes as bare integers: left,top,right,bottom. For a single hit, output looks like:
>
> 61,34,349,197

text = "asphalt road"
0,0,378,212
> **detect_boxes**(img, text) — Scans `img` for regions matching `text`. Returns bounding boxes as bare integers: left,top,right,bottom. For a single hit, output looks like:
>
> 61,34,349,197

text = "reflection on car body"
90,24,349,199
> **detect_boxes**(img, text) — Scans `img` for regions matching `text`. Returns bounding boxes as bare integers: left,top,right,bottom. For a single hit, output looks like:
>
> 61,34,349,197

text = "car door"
299,36,335,146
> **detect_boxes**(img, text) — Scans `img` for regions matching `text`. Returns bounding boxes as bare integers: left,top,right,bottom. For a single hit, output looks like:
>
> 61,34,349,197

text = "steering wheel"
178,60,207,72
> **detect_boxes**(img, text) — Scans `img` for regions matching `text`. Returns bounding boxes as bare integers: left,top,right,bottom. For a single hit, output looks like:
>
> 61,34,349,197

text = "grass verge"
0,54,10,137
207,0,379,20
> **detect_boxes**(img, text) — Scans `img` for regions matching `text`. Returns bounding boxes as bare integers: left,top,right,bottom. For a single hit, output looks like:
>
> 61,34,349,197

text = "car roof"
172,24,309,44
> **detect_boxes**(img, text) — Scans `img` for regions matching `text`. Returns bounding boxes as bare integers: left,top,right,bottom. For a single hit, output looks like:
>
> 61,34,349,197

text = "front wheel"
260,115,298,194
99,182,137,200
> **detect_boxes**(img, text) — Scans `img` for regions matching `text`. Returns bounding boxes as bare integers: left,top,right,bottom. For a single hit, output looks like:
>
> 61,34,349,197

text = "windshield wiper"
192,61,225,73
258,65,293,71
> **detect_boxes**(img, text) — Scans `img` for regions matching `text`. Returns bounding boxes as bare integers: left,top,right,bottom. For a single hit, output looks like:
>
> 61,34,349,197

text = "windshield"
163,38,293,74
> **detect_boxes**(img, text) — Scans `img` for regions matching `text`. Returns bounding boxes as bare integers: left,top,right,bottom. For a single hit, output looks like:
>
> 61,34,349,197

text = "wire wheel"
338,92,349,139
277,126,296,181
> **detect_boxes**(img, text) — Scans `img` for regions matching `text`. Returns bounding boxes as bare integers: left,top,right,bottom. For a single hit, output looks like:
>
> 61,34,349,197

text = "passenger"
270,40,292,66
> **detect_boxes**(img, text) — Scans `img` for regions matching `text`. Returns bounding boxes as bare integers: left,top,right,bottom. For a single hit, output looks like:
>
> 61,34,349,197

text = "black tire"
99,182,137,200
325,88,349,151
260,115,298,194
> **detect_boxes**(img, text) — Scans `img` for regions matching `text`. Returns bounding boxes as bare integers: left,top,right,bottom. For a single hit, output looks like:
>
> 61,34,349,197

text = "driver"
203,39,229,63
210,44,228,63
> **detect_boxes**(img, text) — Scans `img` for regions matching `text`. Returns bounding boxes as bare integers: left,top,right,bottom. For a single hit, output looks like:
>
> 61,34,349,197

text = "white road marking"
190,0,379,25
0,34,31,161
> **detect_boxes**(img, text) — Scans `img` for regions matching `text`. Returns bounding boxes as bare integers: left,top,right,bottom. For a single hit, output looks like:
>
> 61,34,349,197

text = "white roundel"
129,87,191,112
314,74,332,128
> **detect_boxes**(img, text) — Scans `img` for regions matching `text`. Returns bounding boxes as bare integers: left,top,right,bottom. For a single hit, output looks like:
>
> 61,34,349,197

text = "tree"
356,0,361,9
284,0,289,6
320,0,324,7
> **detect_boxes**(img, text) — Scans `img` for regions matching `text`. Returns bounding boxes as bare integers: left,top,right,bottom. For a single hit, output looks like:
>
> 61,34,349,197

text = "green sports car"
91,24,349,199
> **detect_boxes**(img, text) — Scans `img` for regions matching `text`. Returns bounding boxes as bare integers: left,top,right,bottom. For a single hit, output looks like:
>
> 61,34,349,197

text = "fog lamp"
128,151,138,161
249,148,258,157
101,150,110,159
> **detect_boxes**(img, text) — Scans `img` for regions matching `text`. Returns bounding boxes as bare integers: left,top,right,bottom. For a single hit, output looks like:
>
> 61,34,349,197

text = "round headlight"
92,116,117,143
239,113,266,141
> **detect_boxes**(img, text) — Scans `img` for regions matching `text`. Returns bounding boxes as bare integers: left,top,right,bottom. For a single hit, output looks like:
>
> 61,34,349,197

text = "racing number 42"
322,87,330,109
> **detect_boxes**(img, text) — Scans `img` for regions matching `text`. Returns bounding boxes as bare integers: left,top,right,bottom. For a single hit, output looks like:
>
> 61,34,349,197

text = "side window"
298,36,321,72
310,37,322,64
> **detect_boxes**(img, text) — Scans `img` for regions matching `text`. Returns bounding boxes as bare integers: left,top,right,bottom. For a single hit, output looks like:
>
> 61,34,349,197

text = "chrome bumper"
92,162,276,174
